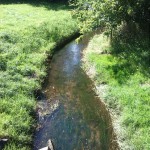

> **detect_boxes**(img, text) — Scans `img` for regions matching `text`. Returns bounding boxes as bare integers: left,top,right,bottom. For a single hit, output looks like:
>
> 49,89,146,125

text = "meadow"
83,27,150,149
0,1,77,149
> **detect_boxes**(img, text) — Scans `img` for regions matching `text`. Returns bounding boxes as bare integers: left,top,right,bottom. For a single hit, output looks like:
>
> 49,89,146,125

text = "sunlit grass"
83,32,150,149
0,1,77,149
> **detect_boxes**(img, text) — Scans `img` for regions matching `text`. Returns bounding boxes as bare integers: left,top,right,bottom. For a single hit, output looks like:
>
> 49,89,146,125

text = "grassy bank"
82,29,150,149
0,1,77,149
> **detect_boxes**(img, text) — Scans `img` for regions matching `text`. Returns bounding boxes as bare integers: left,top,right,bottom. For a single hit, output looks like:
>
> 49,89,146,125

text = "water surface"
33,39,118,150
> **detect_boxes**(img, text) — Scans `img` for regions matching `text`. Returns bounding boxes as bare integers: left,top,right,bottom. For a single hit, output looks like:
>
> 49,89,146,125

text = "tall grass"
0,2,77,149
83,29,150,149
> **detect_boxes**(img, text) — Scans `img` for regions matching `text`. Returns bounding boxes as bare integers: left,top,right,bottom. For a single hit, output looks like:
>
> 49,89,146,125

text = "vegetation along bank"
82,30,150,150
72,0,150,149
0,1,77,149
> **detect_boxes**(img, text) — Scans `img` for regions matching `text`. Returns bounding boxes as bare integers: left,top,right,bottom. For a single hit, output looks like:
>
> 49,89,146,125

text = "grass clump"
0,1,77,149
83,29,150,149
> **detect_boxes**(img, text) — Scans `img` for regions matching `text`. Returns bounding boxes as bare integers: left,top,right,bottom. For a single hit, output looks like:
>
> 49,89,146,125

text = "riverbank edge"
83,28,150,150
37,32,80,90
0,2,80,149
82,67,122,149
32,31,81,147
1,31,80,150
81,35,124,150
82,31,150,149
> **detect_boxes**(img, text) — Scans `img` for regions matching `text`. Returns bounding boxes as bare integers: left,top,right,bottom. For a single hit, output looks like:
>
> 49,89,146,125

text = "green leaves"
71,0,150,35
71,0,118,34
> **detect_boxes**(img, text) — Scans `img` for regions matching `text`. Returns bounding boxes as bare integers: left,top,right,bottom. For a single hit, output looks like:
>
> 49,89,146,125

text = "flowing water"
33,38,118,150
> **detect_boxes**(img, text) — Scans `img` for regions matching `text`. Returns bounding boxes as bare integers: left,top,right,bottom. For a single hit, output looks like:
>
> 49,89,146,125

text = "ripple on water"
33,40,118,150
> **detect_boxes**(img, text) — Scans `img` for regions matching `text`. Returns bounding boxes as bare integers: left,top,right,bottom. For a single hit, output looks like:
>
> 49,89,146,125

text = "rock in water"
39,139,54,150
48,139,54,150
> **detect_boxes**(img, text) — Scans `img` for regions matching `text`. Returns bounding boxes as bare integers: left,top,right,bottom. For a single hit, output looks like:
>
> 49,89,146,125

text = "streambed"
33,38,118,150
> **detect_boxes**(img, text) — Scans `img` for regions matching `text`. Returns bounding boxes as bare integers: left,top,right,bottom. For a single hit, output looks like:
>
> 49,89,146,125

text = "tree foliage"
71,0,150,34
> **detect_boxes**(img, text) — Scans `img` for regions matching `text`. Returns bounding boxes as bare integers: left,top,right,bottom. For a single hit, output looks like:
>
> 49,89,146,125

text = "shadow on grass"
108,27,150,84
0,0,70,11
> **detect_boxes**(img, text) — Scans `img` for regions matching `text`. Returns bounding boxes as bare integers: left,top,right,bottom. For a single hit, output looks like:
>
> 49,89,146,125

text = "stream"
33,37,118,150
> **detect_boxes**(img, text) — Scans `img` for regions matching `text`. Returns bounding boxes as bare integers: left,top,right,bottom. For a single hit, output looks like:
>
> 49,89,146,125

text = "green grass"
83,31,150,149
0,1,77,149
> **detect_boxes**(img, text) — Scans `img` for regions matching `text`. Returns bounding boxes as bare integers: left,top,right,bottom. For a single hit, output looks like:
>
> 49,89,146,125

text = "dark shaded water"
33,39,118,150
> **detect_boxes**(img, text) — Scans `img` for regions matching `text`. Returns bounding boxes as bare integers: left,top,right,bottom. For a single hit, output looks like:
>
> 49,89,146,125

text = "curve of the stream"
33,38,118,150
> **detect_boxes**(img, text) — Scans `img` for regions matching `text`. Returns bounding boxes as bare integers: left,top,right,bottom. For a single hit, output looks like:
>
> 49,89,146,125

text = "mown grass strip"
0,2,77,149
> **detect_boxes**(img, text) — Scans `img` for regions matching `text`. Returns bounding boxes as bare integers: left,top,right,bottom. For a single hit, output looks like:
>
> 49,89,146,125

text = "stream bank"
82,32,150,149
0,2,79,149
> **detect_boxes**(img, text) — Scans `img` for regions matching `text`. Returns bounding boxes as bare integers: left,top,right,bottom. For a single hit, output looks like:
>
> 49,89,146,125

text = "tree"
71,0,150,35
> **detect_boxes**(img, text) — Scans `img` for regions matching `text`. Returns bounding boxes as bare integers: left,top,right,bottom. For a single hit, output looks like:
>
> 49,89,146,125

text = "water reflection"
33,39,118,150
